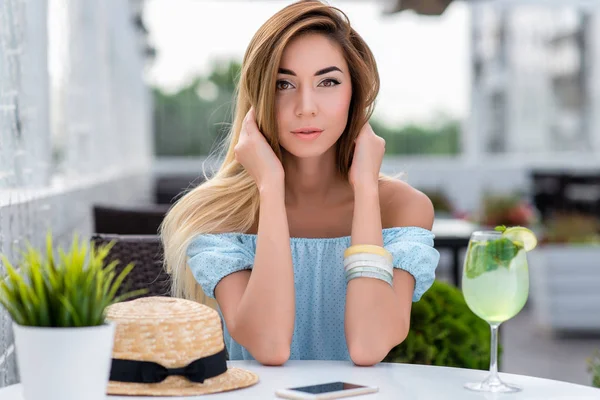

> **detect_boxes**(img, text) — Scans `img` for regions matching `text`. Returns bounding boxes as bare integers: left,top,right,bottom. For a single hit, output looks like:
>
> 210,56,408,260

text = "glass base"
465,375,521,393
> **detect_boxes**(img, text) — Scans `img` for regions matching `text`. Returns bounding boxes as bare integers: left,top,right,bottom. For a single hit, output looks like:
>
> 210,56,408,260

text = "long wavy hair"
160,0,381,304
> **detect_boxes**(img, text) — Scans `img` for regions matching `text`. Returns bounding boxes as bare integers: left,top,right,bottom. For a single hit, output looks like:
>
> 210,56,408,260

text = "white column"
588,11,600,156
20,0,51,187
465,4,484,165
0,0,22,188
64,0,93,178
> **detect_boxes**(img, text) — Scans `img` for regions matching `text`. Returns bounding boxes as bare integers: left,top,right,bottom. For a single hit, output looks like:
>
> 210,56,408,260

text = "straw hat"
105,296,259,396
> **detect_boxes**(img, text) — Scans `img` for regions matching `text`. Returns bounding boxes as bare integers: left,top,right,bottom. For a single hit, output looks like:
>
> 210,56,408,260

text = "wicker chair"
91,234,171,300
93,204,170,235
92,234,226,358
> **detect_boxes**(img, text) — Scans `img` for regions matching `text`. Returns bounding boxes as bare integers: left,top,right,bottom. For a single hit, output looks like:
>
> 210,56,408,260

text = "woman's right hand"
234,108,284,191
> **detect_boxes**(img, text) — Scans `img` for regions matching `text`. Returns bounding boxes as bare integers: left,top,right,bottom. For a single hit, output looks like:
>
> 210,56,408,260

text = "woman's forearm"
345,185,408,366
230,183,295,364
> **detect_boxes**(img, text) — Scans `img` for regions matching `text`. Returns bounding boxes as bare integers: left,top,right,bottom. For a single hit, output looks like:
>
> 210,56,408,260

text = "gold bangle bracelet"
343,244,392,262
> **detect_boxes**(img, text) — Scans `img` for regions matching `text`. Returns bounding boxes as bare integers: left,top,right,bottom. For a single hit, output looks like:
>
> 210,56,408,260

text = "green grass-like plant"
384,281,494,370
0,233,145,327
588,350,600,388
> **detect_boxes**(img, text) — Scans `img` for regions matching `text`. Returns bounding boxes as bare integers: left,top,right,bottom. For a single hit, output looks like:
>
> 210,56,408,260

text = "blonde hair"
160,0,381,304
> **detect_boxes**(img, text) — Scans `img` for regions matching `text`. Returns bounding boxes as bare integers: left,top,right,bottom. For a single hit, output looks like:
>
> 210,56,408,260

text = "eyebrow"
277,66,342,76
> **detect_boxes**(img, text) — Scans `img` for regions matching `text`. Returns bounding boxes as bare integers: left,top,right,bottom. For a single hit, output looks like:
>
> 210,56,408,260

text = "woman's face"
275,33,352,159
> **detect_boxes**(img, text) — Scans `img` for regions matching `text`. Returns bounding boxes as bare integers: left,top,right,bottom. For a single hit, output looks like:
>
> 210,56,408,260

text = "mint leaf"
465,243,490,279
494,225,507,233
465,238,522,279
486,238,519,269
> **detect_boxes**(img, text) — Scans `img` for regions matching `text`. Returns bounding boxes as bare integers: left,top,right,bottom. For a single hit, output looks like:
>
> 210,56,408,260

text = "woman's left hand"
348,122,386,192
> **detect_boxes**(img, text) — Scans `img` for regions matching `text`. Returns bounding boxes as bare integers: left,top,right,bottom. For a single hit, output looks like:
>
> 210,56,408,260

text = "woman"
161,0,440,367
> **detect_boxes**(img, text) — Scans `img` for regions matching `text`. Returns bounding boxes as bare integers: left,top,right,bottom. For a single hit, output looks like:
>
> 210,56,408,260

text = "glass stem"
489,323,501,382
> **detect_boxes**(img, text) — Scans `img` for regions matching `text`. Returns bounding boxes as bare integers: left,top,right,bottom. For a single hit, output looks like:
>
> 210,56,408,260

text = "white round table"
1,360,599,399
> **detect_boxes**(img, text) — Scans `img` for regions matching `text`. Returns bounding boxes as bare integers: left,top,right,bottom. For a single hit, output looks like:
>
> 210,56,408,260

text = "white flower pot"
13,322,116,400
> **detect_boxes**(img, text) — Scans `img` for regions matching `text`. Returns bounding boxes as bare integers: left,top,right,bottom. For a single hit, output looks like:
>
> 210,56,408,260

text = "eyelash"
276,78,341,91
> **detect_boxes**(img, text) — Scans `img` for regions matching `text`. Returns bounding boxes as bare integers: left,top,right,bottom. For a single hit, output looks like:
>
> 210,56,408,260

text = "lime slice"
501,227,537,251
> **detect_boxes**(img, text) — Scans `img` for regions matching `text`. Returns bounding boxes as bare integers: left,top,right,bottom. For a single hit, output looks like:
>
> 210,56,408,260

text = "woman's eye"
276,80,293,91
320,79,340,87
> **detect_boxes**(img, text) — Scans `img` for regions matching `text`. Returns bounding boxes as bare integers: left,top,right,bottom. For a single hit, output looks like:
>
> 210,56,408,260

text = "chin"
280,133,339,160
282,145,331,159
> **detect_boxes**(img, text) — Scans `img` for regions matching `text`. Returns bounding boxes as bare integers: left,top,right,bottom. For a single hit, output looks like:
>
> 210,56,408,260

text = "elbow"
227,315,293,366
348,341,387,367
229,325,291,366
253,344,291,366
348,322,410,367
393,321,410,347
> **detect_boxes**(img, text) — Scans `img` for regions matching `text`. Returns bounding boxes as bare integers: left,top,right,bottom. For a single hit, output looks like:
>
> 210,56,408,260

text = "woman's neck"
282,147,350,208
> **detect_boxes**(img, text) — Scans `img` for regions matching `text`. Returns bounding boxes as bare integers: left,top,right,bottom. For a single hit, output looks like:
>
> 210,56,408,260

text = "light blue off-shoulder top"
187,227,440,361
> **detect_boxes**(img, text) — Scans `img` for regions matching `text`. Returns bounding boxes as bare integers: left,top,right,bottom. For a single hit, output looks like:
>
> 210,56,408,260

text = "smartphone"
275,381,378,399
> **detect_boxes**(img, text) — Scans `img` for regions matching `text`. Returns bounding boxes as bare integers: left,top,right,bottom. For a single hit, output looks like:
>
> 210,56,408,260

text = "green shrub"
384,281,493,370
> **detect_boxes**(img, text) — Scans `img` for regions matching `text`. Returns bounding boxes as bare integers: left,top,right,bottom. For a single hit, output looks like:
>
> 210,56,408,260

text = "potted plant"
528,213,600,332
0,233,144,400
478,192,538,229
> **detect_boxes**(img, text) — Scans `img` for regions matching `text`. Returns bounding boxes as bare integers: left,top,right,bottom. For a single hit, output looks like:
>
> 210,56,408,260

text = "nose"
295,86,318,117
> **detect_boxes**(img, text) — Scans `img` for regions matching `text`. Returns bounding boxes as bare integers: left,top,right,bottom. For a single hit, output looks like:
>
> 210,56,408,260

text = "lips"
291,127,323,141
291,127,323,134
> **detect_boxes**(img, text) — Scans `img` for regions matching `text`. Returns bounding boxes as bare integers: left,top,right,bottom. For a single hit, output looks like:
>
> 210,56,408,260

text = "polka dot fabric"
186,227,440,361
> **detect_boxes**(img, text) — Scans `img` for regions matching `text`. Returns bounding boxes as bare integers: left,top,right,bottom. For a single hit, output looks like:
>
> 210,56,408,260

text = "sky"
143,0,471,125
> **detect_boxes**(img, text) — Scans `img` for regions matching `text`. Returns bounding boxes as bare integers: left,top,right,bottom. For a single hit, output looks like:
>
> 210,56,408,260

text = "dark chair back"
91,234,171,300
531,171,567,221
154,174,209,205
93,204,170,235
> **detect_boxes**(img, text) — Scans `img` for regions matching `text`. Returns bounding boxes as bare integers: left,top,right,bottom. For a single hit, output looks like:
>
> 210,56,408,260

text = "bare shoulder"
378,178,434,230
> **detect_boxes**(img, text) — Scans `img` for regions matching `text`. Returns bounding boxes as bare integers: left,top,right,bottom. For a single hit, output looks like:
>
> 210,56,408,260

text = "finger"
354,129,366,143
244,110,261,137
357,123,371,139
245,107,256,125
243,109,254,136
243,107,255,133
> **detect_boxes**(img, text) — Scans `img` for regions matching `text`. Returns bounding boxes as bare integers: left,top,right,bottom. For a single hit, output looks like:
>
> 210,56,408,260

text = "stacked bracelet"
344,244,393,262
343,245,394,287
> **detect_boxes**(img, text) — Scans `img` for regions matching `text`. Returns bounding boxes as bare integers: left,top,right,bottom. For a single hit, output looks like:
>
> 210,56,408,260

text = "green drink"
462,242,529,324
461,227,537,393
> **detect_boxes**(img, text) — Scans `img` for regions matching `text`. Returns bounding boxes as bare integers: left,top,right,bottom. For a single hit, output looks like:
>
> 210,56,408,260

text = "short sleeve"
383,227,440,302
186,234,256,299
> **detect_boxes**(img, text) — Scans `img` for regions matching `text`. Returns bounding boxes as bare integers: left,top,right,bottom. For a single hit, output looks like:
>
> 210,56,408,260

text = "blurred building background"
1,0,600,390
472,5,600,155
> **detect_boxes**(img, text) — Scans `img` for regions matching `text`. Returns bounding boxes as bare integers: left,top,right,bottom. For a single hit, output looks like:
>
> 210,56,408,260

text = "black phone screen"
289,382,367,394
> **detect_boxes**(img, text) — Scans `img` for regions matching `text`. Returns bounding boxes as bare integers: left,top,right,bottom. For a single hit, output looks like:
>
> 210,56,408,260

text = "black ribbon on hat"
110,348,227,384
